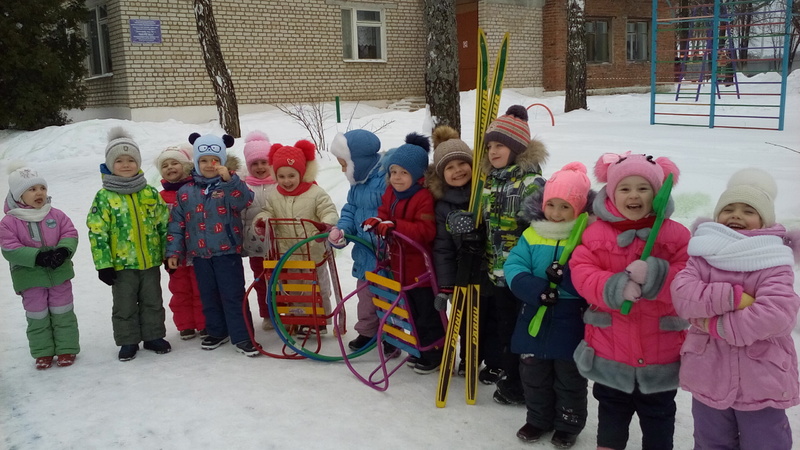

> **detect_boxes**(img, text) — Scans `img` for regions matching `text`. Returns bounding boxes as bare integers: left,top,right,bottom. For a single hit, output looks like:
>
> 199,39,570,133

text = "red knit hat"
268,140,316,181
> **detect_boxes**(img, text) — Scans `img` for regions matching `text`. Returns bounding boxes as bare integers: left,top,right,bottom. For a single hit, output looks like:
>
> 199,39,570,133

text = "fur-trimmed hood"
192,154,242,177
480,138,549,176
424,166,447,200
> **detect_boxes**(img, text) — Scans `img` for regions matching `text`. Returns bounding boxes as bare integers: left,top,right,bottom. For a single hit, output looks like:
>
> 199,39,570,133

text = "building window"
585,19,610,63
341,8,385,61
627,21,649,61
86,4,112,76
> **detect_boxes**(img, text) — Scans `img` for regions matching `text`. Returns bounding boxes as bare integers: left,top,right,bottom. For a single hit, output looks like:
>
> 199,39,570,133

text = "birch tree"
565,0,587,112
423,0,461,133
193,0,240,137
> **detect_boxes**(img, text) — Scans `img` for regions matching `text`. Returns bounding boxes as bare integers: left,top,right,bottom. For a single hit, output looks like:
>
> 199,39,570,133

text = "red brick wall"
542,0,675,91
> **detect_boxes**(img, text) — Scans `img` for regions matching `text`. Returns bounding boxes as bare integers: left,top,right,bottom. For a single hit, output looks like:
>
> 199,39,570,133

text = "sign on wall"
130,19,162,44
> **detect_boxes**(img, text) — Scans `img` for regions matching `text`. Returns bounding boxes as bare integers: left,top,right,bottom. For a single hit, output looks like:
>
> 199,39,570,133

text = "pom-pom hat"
7,163,47,203
384,132,431,182
243,130,272,168
484,105,530,155
594,151,680,195
713,167,777,227
268,140,317,182
543,162,591,218
105,127,141,169
432,126,472,179
189,132,234,172
330,129,381,185
155,143,193,171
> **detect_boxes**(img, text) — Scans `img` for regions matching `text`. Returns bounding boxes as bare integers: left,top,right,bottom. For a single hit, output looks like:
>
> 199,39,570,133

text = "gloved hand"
622,280,642,302
434,292,452,311
254,218,266,237
625,259,648,284
34,250,54,268
164,260,176,275
98,267,117,286
539,287,559,306
446,210,475,234
327,227,346,249
48,247,70,269
737,292,755,310
545,261,564,285
689,317,709,333
375,220,395,238
361,217,382,232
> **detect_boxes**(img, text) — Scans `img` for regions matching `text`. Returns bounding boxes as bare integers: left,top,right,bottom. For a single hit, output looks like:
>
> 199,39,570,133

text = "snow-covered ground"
1,72,799,449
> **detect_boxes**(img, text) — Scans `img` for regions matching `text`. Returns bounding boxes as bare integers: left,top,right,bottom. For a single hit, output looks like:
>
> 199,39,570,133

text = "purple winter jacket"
672,222,800,411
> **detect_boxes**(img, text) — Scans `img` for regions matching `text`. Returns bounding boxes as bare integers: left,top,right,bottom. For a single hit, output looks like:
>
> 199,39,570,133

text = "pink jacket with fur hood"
672,221,800,411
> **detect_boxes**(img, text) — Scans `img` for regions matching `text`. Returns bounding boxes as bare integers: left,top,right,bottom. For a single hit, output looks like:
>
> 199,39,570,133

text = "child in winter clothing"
570,152,690,450
240,131,278,331
87,128,171,361
327,129,387,351
672,168,800,450
426,125,484,375
156,144,206,340
361,132,442,373
166,133,257,357
1,165,80,370
478,105,548,404
253,140,339,334
503,162,593,448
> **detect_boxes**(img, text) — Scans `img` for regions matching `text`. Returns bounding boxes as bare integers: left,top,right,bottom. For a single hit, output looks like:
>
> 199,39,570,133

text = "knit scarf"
161,177,192,192
688,222,793,272
394,182,423,200
4,193,52,222
100,164,147,194
530,218,576,241
277,182,313,197
246,174,276,186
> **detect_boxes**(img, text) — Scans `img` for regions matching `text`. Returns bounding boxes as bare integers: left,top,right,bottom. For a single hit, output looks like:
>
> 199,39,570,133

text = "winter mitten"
375,220,395,238
34,250,54,268
622,280,642,302
361,217,382,232
254,218,266,237
49,247,70,269
545,261,564,285
625,259,648,284
737,292,755,310
640,256,670,299
98,267,117,286
539,287,559,306
434,292,452,311
327,227,346,249
446,210,475,234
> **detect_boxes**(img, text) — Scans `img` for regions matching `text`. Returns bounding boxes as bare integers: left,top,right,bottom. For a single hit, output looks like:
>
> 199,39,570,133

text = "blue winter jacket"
166,171,253,260
504,222,587,360
336,162,386,279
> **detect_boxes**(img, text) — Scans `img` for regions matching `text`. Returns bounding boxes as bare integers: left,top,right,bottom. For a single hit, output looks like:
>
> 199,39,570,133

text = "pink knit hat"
594,151,680,195
543,162,591,218
243,131,271,170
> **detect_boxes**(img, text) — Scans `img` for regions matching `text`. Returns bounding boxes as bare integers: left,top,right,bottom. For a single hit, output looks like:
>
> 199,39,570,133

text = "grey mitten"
434,292,452,311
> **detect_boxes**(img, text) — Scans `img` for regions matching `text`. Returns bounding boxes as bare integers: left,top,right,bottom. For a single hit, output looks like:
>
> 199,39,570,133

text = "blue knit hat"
330,130,381,185
384,132,431,183
188,132,234,173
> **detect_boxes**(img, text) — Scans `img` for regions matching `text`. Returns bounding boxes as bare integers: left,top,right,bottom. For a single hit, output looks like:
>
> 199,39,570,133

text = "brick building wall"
84,0,428,111
542,0,675,91
479,0,544,89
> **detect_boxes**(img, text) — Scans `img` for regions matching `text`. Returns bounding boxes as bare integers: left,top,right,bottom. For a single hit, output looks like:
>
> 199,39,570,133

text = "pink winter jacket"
570,191,690,394
672,222,800,411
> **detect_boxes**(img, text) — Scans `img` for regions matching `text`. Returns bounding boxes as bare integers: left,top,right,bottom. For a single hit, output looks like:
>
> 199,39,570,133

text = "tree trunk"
423,0,461,134
565,0,587,112
193,0,240,137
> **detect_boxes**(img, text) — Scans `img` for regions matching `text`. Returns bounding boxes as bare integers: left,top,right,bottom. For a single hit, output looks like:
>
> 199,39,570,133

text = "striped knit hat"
484,105,530,155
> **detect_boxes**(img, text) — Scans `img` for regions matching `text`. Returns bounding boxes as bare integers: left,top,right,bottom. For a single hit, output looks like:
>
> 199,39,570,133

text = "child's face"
113,155,139,178
613,175,654,221
249,159,271,180
443,159,472,187
20,184,47,209
337,158,347,173
389,165,413,192
487,141,512,169
544,198,575,223
160,159,186,183
717,202,762,230
198,155,221,178
276,166,301,191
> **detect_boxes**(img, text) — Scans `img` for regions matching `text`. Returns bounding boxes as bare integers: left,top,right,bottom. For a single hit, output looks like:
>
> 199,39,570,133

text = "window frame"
585,18,611,64
341,7,387,62
626,20,649,62
85,2,112,77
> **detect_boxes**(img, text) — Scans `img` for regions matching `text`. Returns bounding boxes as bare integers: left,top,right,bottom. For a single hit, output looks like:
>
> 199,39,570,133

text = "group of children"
2,105,799,449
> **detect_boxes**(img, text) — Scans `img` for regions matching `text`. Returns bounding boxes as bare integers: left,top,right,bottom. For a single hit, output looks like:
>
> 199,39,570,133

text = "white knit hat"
155,143,193,173
105,127,141,169
713,168,777,227
7,163,47,202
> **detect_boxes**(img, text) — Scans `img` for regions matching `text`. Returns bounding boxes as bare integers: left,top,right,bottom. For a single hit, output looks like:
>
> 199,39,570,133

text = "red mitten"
254,218,266,236
361,217,381,232
375,220,395,238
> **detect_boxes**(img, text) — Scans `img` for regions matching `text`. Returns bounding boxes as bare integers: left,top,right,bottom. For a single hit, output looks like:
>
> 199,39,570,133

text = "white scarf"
688,222,793,272
4,192,52,222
